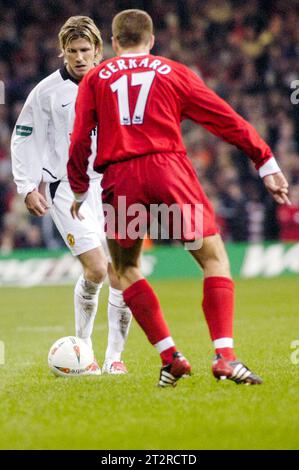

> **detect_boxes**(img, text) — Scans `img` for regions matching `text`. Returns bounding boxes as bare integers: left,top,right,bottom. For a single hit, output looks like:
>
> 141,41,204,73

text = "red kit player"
68,9,290,387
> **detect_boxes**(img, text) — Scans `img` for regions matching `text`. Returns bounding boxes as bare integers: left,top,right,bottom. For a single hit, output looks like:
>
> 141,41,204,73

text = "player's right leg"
143,152,262,385
44,181,107,374
189,235,262,385
87,179,132,374
107,238,191,387
101,263,132,374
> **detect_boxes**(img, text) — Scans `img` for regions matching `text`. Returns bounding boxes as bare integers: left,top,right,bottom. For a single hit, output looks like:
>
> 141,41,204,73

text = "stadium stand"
1,0,299,251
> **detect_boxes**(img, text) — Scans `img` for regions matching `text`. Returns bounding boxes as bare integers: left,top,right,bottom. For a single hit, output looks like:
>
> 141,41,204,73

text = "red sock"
123,279,177,365
202,276,236,361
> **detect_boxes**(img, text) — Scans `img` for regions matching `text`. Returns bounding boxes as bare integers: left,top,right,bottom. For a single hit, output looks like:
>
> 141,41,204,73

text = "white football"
48,336,94,377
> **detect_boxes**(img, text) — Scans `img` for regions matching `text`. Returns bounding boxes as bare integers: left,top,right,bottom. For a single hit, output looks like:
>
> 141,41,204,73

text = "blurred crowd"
1,0,299,252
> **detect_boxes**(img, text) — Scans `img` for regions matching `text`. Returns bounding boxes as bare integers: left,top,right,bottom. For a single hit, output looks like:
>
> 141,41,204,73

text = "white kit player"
11,16,132,374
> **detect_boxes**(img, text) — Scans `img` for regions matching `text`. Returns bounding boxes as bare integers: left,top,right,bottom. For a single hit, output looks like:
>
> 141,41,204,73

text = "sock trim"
109,287,122,296
204,276,234,291
154,337,175,353
123,279,146,304
213,337,234,349
108,287,126,308
108,301,124,309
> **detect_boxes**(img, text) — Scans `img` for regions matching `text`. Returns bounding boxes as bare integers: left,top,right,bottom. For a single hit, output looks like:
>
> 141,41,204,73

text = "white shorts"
45,179,109,258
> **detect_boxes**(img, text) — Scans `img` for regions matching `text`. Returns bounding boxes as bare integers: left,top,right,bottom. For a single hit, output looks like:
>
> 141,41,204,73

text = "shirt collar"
59,65,79,85
120,52,148,57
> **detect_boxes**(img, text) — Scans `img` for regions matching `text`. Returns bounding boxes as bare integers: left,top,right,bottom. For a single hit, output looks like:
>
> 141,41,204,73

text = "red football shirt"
68,53,273,194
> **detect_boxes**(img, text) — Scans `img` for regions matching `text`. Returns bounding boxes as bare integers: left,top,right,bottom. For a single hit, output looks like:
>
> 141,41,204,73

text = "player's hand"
25,189,50,217
263,172,291,205
70,200,85,220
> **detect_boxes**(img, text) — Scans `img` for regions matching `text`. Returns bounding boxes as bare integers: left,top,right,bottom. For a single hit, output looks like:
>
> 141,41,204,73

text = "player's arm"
11,88,50,216
182,68,290,204
68,73,97,219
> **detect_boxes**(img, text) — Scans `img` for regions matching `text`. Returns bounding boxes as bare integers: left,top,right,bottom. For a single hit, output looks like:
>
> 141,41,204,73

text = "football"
48,336,94,377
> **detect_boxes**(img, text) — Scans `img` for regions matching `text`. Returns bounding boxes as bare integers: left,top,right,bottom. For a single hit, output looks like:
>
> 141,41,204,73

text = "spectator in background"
220,181,248,242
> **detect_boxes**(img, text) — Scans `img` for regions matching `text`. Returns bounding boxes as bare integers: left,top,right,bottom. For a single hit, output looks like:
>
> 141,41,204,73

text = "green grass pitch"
0,277,298,450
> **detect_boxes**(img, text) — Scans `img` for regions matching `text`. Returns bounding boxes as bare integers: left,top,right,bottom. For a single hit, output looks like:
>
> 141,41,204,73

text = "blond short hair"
112,9,153,48
58,16,103,62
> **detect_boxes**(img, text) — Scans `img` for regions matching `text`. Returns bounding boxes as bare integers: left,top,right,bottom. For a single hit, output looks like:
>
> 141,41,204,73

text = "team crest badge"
67,233,75,247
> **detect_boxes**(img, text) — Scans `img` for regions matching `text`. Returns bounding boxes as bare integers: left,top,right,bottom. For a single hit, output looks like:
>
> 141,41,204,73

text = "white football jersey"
11,66,100,198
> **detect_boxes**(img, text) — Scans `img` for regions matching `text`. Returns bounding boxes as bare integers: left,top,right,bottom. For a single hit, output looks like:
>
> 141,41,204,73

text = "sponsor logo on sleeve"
16,125,33,136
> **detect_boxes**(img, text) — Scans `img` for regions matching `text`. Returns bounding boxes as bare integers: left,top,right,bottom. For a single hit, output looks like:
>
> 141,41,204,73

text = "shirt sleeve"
11,86,48,198
180,67,273,169
68,73,97,194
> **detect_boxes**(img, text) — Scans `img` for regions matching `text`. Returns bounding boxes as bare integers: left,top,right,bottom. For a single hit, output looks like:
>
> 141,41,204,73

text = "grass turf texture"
0,277,298,450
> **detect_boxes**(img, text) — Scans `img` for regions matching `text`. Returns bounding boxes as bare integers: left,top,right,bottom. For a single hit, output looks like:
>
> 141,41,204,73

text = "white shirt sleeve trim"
259,156,281,178
73,192,87,203
20,184,38,200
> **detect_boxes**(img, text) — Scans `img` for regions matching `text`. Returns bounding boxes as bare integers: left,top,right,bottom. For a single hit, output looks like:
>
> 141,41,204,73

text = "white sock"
105,287,132,362
74,274,102,350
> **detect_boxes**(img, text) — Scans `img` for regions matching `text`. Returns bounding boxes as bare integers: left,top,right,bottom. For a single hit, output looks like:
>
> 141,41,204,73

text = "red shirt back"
68,53,272,194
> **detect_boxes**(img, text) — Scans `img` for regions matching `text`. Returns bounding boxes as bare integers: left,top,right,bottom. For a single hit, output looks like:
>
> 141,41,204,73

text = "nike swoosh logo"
62,102,72,107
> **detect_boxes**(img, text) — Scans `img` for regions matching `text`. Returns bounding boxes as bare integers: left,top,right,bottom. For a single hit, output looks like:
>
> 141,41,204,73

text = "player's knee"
107,265,121,288
84,261,107,284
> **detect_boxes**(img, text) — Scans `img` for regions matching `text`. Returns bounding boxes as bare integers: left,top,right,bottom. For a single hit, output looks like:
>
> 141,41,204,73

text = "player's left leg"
86,179,133,374
76,246,107,352
154,153,261,385
189,234,235,359
107,238,191,387
102,263,132,374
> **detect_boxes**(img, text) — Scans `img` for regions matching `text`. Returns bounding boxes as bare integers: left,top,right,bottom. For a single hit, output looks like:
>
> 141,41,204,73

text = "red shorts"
101,152,218,247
